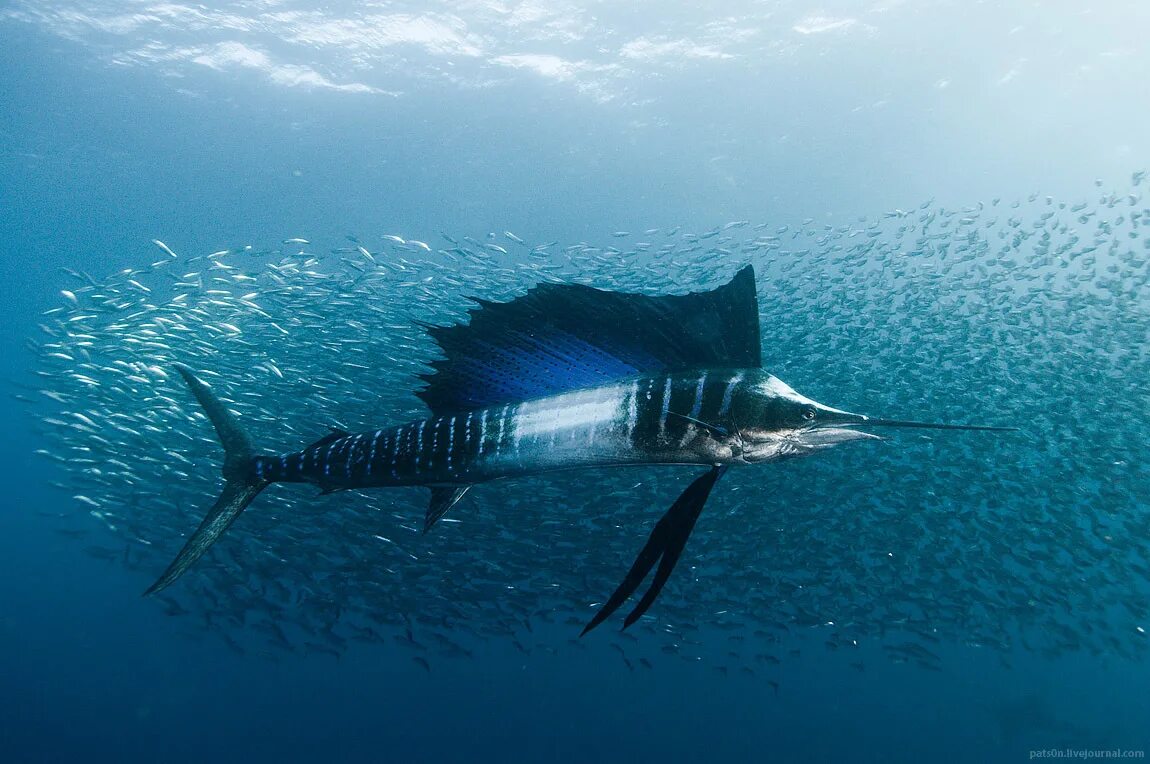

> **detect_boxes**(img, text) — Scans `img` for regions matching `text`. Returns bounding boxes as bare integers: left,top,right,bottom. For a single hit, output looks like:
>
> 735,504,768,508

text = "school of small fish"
23,175,1150,675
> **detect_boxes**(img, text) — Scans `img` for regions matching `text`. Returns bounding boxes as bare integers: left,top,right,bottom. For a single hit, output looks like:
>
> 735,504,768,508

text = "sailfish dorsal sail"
417,265,762,415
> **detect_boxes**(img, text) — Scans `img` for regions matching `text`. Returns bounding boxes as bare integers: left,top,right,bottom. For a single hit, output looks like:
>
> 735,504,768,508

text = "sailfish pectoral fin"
581,466,727,636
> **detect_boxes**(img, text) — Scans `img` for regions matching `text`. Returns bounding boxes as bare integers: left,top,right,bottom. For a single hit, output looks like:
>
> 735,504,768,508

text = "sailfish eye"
802,408,816,421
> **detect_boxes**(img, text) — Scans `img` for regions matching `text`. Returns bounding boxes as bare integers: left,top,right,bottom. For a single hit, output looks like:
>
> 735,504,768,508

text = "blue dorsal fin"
305,427,351,451
417,265,761,414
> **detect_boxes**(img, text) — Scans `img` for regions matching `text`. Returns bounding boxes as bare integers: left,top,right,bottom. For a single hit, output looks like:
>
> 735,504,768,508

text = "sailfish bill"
857,418,1019,433
146,265,1016,632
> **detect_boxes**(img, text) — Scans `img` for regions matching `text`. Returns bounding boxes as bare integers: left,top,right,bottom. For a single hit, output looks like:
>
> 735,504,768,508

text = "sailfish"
145,265,1015,633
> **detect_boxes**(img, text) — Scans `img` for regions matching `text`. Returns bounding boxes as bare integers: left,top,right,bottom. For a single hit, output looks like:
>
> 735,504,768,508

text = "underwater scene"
2,2,1148,762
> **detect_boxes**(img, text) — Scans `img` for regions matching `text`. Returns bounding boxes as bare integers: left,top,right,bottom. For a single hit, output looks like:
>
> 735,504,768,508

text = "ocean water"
2,2,1149,762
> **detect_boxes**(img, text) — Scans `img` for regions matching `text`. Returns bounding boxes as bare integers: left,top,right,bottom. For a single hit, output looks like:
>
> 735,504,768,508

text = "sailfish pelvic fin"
581,465,727,636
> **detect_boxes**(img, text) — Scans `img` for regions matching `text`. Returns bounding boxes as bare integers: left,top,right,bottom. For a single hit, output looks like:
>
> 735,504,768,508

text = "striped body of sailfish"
146,265,1015,634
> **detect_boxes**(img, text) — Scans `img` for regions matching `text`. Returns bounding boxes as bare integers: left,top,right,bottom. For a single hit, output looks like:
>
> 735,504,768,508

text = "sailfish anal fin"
417,266,761,416
424,486,471,533
581,466,727,636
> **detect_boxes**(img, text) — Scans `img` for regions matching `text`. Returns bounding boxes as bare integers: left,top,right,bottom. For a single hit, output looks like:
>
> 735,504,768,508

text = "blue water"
3,3,1149,762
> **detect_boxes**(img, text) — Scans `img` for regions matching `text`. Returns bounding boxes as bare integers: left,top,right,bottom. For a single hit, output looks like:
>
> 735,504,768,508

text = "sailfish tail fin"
144,364,269,596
